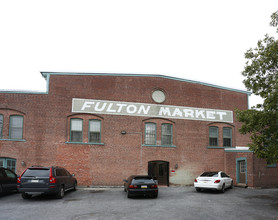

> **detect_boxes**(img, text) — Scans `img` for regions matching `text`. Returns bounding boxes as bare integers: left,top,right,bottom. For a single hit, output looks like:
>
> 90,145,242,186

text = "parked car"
123,175,158,198
194,171,233,193
0,167,18,194
17,166,77,199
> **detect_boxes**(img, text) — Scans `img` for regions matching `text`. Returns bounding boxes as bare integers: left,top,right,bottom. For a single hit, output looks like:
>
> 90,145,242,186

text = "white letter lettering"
159,107,171,116
95,102,107,111
127,105,137,114
81,101,95,110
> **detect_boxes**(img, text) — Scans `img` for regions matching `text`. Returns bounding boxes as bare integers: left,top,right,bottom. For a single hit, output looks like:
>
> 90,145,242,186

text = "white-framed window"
9,115,23,139
89,120,101,143
70,118,83,142
145,123,156,145
240,161,246,173
161,123,173,145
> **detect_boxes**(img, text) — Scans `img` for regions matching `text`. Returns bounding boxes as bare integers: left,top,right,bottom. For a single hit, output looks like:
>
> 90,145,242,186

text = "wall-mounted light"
121,131,127,135
21,161,26,166
175,163,178,169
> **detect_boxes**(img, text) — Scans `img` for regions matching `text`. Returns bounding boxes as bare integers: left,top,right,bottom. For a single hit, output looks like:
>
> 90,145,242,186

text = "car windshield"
200,172,218,177
23,168,50,177
132,177,155,184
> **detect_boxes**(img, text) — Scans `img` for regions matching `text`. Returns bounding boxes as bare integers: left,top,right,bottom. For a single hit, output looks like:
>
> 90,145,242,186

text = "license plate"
141,185,147,189
31,180,39,183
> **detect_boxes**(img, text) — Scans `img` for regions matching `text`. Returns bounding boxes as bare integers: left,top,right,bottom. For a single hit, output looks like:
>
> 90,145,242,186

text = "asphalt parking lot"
0,186,278,220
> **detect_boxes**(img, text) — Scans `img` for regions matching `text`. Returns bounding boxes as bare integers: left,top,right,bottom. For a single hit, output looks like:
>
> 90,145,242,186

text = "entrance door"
148,161,169,186
237,158,247,184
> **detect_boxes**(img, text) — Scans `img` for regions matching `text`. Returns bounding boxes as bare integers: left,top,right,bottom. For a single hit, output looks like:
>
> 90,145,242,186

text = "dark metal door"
148,161,169,186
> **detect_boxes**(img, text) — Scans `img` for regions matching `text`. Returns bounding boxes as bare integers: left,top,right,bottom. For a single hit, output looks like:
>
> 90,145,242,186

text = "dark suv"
17,166,77,199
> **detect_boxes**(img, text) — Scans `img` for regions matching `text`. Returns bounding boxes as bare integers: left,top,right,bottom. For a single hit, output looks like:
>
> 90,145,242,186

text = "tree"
236,11,278,163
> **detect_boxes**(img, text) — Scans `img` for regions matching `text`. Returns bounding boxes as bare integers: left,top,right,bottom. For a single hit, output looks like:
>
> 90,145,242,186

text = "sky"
0,0,277,108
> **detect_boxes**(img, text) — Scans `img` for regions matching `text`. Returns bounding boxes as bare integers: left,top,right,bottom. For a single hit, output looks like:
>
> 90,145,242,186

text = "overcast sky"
0,0,277,107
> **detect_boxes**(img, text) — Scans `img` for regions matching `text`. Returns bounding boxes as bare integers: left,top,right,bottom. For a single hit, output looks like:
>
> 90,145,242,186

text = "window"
209,126,218,146
0,158,16,173
89,120,101,143
0,114,3,139
4,169,17,178
145,123,156,145
9,115,23,139
240,161,246,173
68,116,103,144
221,172,229,178
70,119,83,142
223,127,232,147
161,123,173,145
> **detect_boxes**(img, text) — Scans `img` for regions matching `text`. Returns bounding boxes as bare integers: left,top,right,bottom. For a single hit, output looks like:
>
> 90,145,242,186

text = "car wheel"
0,185,3,194
73,182,77,191
220,184,225,193
195,188,201,192
230,181,233,189
127,192,132,198
21,193,32,199
56,186,65,199
153,194,158,198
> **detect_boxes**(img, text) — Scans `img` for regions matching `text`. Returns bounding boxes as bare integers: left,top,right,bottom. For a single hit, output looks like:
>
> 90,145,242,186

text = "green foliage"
236,11,278,163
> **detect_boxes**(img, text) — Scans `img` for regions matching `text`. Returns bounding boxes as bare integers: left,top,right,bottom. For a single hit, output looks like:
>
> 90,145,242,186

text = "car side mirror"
123,179,128,183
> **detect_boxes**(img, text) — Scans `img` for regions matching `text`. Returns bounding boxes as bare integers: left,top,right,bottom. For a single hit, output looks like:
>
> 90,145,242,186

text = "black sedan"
0,167,18,194
123,175,158,198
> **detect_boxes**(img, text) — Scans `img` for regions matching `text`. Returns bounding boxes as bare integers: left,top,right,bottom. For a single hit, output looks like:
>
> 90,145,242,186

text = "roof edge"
40,72,252,95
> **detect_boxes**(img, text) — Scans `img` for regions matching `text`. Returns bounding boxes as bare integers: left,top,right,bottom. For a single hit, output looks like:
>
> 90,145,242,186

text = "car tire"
153,194,158,198
127,192,132,198
195,188,201,192
220,184,225,193
21,193,32,199
0,185,3,194
230,181,233,189
56,186,65,199
73,182,77,191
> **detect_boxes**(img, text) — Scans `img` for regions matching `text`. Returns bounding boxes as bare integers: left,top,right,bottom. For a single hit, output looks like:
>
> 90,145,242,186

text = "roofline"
41,72,252,95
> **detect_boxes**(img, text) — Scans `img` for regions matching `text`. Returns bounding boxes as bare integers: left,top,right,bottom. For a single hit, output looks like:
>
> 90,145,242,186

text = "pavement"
0,186,278,220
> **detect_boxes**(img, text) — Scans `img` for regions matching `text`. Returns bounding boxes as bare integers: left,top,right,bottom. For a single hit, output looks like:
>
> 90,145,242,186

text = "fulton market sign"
72,98,233,123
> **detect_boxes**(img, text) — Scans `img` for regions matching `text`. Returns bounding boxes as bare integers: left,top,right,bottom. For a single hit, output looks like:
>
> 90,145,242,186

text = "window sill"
207,146,223,149
207,146,234,149
0,138,26,142
65,142,104,145
142,144,176,148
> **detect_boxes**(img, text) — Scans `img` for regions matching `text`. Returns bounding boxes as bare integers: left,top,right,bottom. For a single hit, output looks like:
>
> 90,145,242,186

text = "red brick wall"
2,74,271,187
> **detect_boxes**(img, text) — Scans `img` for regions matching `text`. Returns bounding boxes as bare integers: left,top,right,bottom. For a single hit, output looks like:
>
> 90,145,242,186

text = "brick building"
0,72,277,187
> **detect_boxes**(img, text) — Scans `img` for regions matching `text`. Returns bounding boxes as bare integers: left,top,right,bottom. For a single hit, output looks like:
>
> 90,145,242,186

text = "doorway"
148,161,169,186
236,158,247,185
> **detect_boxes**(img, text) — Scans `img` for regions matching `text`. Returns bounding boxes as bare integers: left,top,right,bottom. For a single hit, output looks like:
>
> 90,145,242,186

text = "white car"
194,171,233,193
